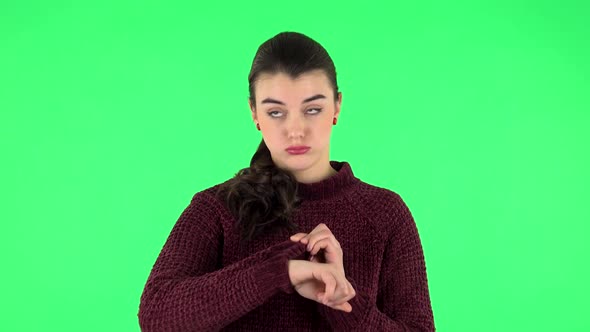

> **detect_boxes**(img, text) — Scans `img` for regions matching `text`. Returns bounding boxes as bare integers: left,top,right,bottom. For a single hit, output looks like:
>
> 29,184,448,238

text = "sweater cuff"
253,241,308,297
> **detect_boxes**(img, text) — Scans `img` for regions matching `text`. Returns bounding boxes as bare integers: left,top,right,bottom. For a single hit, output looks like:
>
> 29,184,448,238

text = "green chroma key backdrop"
1,1,588,331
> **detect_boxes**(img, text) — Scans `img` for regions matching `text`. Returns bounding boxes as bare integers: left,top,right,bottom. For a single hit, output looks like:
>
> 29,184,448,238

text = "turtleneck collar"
295,160,360,201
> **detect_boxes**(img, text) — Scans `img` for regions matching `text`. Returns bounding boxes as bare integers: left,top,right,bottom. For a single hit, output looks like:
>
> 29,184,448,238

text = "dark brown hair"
215,31,340,245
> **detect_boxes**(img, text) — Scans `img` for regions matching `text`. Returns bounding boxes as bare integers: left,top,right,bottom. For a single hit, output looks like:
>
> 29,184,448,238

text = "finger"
325,240,344,266
317,293,352,313
317,292,325,303
300,228,321,245
305,230,333,251
309,241,343,269
325,277,350,306
321,271,336,305
301,223,330,244
316,223,329,230
326,298,352,311
338,280,356,305
309,236,342,256
290,233,308,242
329,275,356,305
325,283,353,311
300,233,311,245
332,301,352,312
309,239,329,256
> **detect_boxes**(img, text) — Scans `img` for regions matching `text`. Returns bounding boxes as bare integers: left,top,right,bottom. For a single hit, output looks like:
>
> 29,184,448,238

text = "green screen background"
1,1,588,331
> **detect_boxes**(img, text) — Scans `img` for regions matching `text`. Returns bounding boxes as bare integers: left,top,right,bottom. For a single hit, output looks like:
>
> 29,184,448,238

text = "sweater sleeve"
317,193,435,331
137,192,308,332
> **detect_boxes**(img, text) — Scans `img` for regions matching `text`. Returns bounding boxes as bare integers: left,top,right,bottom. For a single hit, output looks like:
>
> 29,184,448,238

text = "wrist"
288,259,303,286
289,259,317,286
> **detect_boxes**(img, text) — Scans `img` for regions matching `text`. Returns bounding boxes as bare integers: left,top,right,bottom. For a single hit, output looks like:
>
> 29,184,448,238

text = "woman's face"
249,69,341,182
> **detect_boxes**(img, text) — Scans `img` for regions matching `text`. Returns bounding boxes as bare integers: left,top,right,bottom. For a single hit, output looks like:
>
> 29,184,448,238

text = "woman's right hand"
288,259,355,312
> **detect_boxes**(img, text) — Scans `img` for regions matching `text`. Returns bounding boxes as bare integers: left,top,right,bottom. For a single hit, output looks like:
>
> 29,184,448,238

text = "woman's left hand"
291,223,344,270
290,223,354,307
290,223,344,267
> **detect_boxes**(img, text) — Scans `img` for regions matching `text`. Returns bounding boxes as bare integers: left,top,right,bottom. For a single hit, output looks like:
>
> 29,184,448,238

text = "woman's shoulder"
351,180,407,209
349,181,415,232
185,183,231,216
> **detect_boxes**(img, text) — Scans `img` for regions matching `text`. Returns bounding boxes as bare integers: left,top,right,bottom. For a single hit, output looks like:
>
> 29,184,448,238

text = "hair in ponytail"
215,31,339,245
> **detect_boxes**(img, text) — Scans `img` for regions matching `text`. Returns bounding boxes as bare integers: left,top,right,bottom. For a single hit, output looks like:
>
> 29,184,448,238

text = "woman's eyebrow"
261,94,326,105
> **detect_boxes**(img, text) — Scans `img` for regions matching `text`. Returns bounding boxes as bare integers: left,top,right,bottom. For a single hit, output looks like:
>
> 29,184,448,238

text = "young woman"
138,31,435,331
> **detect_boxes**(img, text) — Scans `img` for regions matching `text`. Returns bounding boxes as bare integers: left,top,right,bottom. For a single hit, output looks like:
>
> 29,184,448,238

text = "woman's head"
247,31,340,104
216,32,341,244
248,32,341,182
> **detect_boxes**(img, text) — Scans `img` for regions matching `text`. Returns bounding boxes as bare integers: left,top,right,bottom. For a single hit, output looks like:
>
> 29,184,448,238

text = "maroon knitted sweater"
138,161,435,331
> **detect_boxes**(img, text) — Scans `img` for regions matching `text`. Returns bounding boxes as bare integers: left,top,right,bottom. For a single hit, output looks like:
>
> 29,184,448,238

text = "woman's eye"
268,110,282,118
267,108,322,118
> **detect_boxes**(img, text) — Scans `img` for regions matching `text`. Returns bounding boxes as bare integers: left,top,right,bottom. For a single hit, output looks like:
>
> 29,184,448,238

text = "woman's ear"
249,98,257,122
334,92,342,118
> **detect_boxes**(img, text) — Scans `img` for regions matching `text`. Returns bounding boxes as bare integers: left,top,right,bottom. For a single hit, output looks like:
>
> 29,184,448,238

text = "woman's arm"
317,193,436,331
137,192,308,332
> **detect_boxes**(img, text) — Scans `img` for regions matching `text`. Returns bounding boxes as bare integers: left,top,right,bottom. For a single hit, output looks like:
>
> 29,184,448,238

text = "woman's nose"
286,116,305,139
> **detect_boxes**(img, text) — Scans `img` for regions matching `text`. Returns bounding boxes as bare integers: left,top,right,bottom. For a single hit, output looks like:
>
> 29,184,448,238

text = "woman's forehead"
255,71,331,99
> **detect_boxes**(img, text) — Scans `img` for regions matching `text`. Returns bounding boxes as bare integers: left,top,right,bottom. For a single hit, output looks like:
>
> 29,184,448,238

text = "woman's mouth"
286,146,311,155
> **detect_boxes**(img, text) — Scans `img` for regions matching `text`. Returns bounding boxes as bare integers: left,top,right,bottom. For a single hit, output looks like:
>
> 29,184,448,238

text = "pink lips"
286,146,310,155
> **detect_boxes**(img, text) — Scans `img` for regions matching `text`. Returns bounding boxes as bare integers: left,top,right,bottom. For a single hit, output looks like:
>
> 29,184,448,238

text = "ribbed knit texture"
138,160,435,331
